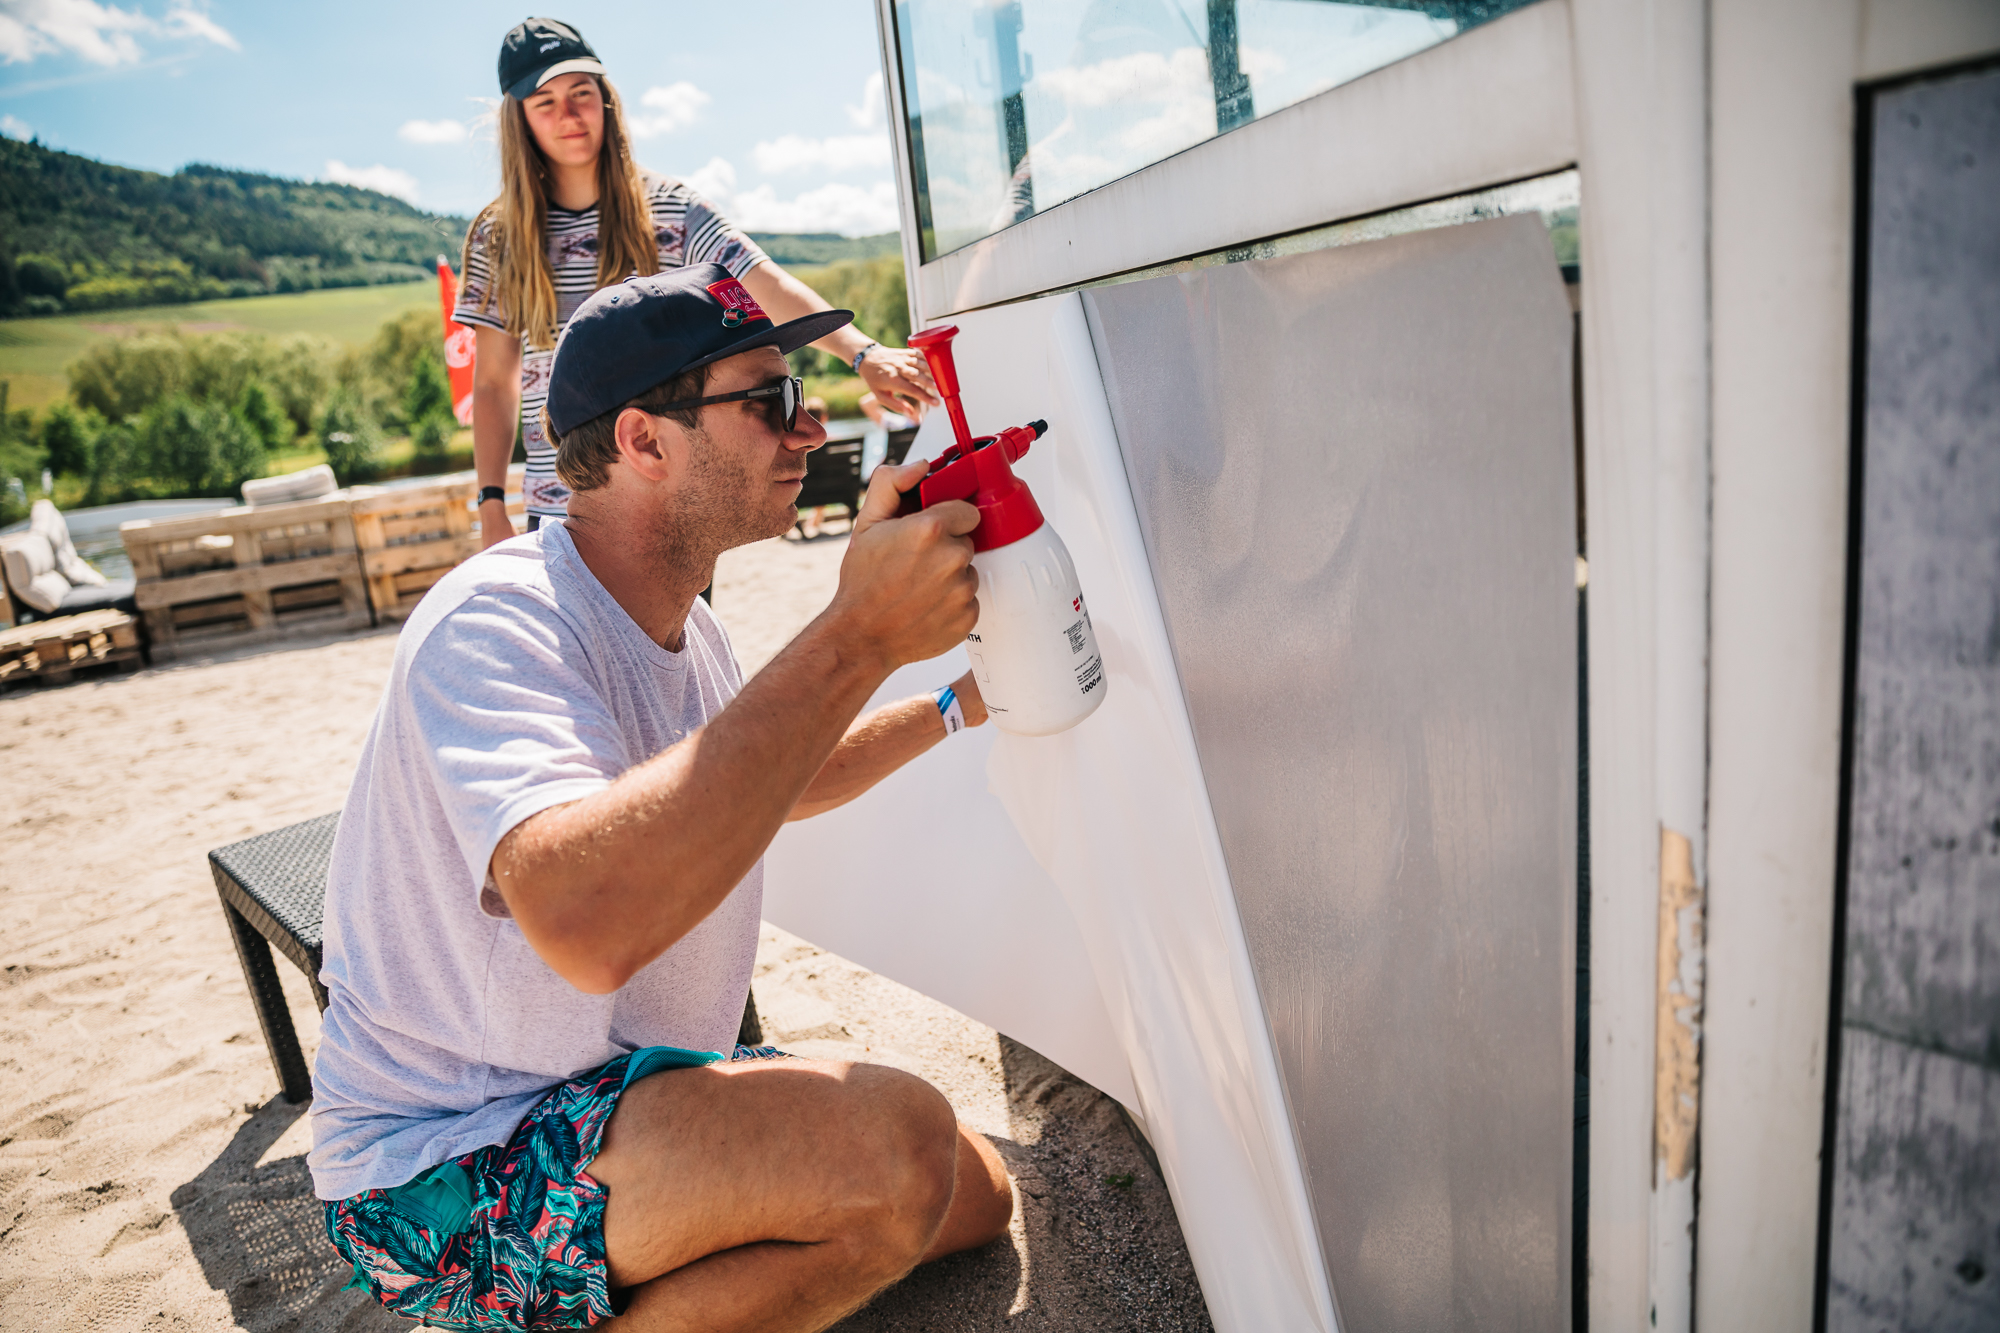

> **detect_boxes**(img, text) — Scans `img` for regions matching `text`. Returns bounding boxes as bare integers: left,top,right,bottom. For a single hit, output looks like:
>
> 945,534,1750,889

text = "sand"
0,531,1210,1332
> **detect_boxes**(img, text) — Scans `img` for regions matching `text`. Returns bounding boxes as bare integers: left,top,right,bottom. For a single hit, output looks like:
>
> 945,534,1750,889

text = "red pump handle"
908,325,973,452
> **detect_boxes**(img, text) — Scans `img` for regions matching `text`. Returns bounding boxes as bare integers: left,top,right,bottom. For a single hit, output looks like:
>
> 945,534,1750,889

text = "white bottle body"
966,523,1106,736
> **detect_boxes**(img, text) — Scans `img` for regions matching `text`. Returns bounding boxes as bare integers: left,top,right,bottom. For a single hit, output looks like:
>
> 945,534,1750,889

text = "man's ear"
612,407,676,482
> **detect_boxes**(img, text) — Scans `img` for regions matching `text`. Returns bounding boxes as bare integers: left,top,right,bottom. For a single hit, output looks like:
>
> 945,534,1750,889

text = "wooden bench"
0,608,143,688
122,498,373,658
210,814,765,1104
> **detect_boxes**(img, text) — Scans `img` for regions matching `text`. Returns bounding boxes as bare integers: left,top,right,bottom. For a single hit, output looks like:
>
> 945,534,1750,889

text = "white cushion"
21,571,70,613
0,533,68,614
242,464,338,507
28,499,104,587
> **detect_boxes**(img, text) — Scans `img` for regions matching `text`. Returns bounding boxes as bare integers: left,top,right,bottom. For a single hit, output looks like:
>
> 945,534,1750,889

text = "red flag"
437,256,476,426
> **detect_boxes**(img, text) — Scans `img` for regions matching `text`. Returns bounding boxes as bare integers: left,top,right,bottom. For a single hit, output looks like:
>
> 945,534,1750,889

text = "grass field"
0,282,437,413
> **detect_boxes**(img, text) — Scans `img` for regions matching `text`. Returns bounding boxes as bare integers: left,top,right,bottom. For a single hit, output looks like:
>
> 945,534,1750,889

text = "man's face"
656,346,825,554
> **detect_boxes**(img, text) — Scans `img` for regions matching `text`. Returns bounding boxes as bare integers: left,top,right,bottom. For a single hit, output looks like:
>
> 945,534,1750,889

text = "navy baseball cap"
499,18,606,101
546,264,852,437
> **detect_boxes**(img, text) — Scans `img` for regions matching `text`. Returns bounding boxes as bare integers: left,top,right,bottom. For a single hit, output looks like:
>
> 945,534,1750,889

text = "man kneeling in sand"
308,264,1011,1332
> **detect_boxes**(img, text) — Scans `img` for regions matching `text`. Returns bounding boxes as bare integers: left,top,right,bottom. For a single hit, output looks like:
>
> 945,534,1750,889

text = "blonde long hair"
464,76,658,349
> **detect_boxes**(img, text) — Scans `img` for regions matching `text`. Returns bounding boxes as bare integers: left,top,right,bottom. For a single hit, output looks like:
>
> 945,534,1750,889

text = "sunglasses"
648,376,805,433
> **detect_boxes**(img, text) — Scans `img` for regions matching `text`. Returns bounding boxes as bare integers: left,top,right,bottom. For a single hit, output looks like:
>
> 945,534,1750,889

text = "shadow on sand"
832,1037,1212,1333
170,1096,401,1333
170,1041,1209,1332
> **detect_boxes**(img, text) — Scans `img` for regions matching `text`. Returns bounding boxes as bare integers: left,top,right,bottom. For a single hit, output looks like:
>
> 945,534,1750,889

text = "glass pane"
895,0,1543,261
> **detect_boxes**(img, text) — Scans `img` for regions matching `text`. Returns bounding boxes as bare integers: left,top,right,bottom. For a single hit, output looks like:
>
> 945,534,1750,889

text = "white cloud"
0,0,235,66
625,81,709,138
681,157,897,237
752,132,888,176
845,70,884,129
0,113,30,138
161,4,233,50
680,155,738,203
398,118,467,145
324,159,419,204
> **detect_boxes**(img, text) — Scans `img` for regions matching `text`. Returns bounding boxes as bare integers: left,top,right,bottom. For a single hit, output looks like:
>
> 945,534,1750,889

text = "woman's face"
522,72,604,171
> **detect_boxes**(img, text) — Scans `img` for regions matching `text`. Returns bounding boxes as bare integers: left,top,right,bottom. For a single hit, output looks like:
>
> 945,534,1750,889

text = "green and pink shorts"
325,1044,785,1332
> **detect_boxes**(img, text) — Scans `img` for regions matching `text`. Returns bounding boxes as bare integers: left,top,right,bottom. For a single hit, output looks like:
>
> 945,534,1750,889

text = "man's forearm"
789,696,944,821
790,670,987,820
493,614,892,994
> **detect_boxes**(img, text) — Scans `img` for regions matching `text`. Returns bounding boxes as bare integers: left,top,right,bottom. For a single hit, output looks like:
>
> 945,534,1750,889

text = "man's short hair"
545,362,708,493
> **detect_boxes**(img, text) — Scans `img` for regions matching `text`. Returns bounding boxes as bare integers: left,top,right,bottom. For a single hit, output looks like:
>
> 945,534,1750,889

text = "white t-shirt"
307,521,760,1201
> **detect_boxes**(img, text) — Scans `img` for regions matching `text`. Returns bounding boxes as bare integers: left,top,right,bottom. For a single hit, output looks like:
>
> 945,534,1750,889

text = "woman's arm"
472,327,524,549
739,261,938,418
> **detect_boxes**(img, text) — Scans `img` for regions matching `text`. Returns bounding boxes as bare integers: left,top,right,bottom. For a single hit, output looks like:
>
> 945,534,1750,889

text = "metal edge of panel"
871,0,926,343
903,0,1578,321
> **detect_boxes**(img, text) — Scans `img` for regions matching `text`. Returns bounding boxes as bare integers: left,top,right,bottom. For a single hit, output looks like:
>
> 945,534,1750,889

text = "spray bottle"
898,325,1106,736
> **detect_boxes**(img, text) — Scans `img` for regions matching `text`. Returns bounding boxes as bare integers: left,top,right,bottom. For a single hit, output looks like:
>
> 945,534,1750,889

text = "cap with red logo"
544,263,852,437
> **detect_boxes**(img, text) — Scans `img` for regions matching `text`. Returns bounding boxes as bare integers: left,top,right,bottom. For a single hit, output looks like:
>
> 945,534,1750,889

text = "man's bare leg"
587,1058,1013,1332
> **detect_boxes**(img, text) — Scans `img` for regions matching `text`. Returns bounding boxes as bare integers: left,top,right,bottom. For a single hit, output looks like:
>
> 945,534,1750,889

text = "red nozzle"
908,325,973,452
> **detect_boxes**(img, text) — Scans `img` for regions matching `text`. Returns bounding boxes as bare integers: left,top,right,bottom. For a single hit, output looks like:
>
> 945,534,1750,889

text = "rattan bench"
209,814,763,1104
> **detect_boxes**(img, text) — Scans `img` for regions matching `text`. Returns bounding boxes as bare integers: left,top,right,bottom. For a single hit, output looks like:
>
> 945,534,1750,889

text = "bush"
62,258,230,310
235,380,291,452
370,308,442,421
411,413,454,463
136,396,263,497
404,345,453,431
68,330,338,433
39,403,98,477
84,422,139,505
318,388,384,485
15,253,69,299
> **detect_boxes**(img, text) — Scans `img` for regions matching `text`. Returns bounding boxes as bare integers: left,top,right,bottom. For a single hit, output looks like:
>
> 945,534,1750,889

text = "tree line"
0,252,910,526
0,138,468,316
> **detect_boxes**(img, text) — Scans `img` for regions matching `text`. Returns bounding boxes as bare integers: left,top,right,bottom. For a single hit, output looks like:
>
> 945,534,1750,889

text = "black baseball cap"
499,18,606,101
546,264,853,437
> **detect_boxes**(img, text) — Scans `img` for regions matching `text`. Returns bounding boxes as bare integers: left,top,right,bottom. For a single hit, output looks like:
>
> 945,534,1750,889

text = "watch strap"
478,486,507,505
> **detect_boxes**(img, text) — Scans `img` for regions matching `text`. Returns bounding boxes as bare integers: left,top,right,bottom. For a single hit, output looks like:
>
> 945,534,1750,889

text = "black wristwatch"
478,486,507,505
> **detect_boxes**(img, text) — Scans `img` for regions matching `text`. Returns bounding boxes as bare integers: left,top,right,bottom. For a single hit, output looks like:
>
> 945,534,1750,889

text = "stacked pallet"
349,464,525,621
0,608,143,688
349,479,478,621
120,498,372,659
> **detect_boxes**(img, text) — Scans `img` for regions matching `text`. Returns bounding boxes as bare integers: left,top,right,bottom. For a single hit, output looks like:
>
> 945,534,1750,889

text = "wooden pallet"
0,609,143,687
121,497,372,659
349,478,479,621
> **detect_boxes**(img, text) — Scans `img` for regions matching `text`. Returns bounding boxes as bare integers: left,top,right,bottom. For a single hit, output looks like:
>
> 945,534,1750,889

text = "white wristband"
932,685,965,736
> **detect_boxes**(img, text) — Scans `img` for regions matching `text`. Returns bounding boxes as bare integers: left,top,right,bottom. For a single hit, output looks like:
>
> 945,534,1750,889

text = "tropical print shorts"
325,1043,786,1332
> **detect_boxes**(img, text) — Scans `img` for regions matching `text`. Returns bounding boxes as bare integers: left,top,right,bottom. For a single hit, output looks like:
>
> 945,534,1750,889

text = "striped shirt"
454,173,767,519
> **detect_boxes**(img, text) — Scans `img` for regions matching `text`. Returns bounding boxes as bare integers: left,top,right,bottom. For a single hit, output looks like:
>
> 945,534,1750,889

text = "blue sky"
0,0,899,234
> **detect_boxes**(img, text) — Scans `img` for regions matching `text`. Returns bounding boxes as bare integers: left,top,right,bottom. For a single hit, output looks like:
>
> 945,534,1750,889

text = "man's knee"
839,1065,957,1269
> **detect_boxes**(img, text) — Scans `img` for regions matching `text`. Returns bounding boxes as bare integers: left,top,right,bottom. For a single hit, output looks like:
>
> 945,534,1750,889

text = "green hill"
749,232,902,266
0,135,905,318
0,137,470,315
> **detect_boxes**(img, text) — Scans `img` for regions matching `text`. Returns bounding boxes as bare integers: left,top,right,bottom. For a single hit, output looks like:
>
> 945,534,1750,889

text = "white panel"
767,292,1336,1333
763,647,1135,1112
905,0,1577,319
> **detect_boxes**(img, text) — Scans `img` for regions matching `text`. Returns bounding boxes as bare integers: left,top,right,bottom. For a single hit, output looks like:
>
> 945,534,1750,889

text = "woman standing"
458,18,934,544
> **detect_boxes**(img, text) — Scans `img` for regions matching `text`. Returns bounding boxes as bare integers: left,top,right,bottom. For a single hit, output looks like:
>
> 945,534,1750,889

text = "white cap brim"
533,57,607,90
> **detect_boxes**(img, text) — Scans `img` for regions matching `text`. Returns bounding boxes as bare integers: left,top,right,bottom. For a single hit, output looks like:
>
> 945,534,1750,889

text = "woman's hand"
856,345,939,419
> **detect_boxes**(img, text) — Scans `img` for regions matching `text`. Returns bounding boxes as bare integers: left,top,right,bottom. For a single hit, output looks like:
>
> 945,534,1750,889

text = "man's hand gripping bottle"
897,325,1106,736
